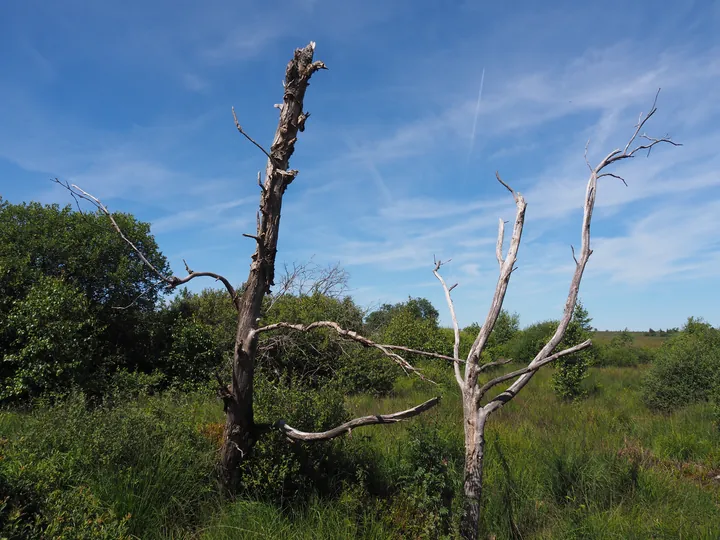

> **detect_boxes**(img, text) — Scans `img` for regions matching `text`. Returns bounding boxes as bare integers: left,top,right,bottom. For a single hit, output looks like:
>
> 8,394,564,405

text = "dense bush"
0,200,169,383
505,320,558,363
391,422,463,538
238,374,367,501
161,317,228,389
0,392,216,538
0,276,102,401
643,317,720,413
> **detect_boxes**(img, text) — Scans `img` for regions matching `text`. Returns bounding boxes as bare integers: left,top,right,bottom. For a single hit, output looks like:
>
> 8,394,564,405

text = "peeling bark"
219,42,327,490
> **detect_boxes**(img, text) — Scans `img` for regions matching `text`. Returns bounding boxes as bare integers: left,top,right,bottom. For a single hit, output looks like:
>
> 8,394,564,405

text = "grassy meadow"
2,358,718,539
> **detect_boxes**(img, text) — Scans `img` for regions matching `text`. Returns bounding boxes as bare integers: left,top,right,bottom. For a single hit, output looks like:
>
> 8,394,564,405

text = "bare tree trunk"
219,42,327,490
460,398,487,540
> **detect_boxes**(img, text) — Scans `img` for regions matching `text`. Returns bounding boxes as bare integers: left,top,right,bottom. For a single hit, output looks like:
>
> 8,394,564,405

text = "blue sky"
1,0,719,331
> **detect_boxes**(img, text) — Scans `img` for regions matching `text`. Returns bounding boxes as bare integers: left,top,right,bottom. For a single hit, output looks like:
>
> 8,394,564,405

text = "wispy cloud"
468,67,485,159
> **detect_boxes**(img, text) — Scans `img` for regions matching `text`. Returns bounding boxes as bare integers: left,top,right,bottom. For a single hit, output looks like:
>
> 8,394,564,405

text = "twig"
232,107,274,162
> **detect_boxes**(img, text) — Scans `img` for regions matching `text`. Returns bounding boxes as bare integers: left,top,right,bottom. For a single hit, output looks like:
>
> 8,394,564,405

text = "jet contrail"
468,68,485,159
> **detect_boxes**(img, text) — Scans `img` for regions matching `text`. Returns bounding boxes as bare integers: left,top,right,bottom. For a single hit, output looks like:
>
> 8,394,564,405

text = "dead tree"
432,91,679,539
57,42,444,491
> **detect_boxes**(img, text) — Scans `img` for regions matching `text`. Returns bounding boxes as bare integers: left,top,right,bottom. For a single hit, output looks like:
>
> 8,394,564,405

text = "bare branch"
432,257,465,389
465,175,526,389
496,218,506,267
570,245,579,266
53,180,240,309
381,344,465,364
476,358,512,373
232,106,273,162
584,139,592,172
481,91,679,417
495,171,517,201
597,172,628,187
275,397,440,441
251,321,432,381
478,340,592,404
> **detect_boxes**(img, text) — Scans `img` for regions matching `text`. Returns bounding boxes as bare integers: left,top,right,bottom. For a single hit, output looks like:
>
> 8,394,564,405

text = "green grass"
593,331,668,349
2,364,719,539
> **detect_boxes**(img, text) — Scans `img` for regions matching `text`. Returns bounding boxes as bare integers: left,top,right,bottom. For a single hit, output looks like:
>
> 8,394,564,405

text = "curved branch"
382,344,464,364
52,179,239,309
478,340,591,404
476,358,512,373
275,397,441,441
433,257,465,389
251,321,433,381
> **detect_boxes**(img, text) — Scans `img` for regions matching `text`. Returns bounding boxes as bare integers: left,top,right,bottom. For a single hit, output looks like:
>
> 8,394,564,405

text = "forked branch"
464,173,527,390
482,91,679,416
274,396,440,441
53,179,240,309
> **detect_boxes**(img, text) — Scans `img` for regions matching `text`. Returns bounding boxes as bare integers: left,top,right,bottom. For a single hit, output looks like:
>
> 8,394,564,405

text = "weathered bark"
460,398,487,540
219,42,327,490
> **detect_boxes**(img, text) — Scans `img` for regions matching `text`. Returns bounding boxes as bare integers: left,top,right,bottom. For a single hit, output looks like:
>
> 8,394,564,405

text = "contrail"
468,68,485,159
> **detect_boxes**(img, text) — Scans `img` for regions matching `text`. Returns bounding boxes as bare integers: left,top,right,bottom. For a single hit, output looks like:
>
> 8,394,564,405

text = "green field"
592,331,669,349
2,361,718,539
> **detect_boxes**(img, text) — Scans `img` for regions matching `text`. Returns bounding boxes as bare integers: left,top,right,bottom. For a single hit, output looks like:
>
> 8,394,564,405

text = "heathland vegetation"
1,197,719,539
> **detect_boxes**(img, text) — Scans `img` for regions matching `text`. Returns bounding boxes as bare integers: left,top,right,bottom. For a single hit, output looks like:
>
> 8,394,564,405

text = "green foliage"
0,392,216,538
375,297,452,365
552,301,594,401
595,330,655,367
257,292,398,394
240,374,362,501
364,296,439,335
1,276,102,401
169,287,238,352
506,319,558,363
0,200,170,400
162,317,227,389
643,317,720,413
393,422,462,538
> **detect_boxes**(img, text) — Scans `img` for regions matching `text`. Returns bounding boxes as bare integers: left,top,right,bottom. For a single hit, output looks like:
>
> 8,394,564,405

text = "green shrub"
506,320,558,363
643,317,720,413
240,374,365,501
391,422,462,538
0,276,102,402
333,348,399,396
162,317,227,388
552,301,593,401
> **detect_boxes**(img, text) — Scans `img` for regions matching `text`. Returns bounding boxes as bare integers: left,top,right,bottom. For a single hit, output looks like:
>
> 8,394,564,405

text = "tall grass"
2,364,718,538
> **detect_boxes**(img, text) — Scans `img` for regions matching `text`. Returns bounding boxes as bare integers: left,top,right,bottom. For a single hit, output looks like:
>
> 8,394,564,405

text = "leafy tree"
380,298,451,364
552,300,594,400
0,200,170,390
0,276,102,401
365,297,440,336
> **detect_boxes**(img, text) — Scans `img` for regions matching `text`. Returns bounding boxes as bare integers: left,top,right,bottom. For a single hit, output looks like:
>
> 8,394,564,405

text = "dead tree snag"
58,42,440,493
433,90,679,539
